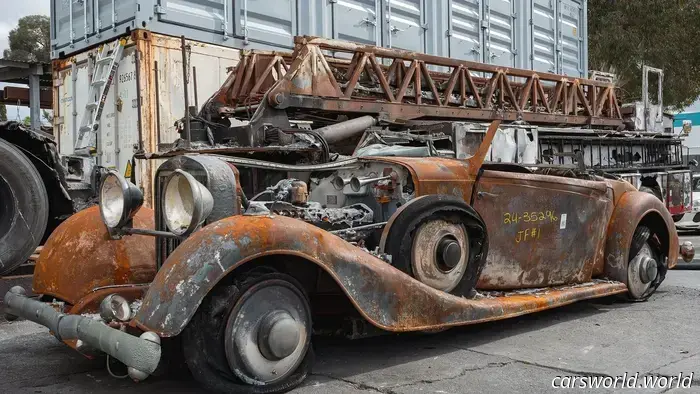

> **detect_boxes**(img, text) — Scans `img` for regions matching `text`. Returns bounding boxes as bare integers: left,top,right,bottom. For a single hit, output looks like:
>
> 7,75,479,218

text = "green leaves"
3,15,50,64
589,0,700,109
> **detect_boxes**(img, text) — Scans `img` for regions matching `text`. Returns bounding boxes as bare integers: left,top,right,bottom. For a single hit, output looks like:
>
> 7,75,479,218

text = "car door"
472,169,613,290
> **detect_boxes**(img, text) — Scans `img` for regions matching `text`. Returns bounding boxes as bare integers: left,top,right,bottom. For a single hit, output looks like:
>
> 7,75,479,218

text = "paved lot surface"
2,269,700,393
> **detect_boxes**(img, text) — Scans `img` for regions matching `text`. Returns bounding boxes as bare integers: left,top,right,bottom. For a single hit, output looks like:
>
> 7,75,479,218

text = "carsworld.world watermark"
552,373,694,389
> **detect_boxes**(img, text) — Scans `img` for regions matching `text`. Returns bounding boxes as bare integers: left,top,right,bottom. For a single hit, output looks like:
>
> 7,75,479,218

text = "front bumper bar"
4,286,161,380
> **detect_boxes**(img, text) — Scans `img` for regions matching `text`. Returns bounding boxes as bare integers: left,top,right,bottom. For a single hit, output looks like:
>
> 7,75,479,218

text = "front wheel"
182,270,314,393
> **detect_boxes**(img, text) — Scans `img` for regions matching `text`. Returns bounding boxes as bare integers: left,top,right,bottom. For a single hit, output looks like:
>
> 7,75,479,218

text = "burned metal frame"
264,36,622,127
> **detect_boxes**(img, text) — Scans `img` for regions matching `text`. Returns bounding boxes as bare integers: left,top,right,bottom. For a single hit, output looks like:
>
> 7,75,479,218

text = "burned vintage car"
4,36,696,393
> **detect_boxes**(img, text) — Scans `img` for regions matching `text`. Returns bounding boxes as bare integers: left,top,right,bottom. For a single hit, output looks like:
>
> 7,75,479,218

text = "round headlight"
163,170,213,236
99,170,144,229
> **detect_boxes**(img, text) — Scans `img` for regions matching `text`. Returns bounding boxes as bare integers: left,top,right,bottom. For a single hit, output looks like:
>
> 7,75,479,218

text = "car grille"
155,170,208,268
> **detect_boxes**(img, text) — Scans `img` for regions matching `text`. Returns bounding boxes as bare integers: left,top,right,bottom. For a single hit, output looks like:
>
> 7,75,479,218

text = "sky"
1,1,50,121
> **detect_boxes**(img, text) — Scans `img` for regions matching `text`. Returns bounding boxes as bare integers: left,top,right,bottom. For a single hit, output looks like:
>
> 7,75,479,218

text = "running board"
400,280,628,332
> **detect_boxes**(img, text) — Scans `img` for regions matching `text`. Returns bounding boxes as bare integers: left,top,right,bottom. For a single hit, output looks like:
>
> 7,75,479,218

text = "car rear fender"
604,190,679,283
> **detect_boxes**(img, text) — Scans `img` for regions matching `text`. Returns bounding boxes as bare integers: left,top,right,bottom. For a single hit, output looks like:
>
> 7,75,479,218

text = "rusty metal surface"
474,170,613,289
267,36,623,127
68,285,149,315
604,190,680,282
133,215,627,337
33,206,157,305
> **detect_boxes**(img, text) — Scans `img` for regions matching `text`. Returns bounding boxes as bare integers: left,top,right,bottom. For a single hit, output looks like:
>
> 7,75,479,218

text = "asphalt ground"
1,268,700,393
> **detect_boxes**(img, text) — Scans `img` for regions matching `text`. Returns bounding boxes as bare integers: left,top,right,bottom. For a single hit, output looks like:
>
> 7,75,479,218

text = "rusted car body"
4,36,695,394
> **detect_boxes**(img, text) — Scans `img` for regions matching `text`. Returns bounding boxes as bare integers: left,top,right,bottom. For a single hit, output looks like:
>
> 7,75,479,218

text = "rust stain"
33,206,157,306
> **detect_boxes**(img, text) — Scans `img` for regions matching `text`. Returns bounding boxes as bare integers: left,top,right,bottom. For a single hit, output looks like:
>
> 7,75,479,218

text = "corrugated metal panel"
384,0,425,52
447,0,482,62
234,0,297,47
558,0,585,77
483,0,517,68
156,0,229,35
331,0,380,45
531,0,557,73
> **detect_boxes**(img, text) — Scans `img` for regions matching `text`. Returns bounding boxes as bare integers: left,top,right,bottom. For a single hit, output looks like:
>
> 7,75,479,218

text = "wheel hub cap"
638,256,658,284
258,311,302,361
437,237,462,270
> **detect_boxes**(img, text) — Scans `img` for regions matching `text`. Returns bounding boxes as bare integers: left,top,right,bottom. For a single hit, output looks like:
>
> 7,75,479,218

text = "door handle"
477,191,499,200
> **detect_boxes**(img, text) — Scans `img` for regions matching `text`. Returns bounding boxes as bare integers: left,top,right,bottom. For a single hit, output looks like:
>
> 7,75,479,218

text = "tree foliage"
589,0,700,109
2,15,50,63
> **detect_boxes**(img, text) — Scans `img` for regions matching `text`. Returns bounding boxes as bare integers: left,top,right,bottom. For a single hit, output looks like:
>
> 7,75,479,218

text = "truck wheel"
0,139,48,275
182,270,313,394
625,226,666,301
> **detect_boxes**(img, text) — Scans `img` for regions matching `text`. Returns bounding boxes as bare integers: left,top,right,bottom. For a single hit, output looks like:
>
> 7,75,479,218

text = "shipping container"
52,31,241,205
51,0,587,77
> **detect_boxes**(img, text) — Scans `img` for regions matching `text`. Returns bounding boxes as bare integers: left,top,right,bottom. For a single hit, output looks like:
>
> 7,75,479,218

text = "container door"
383,0,425,52
483,0,517,68
155,0,230,36
234,0,298,47
94,0,138,36
557,0,584,77
448,0,482,62
51,0,95,53
332,0,380,46
530,0,557,73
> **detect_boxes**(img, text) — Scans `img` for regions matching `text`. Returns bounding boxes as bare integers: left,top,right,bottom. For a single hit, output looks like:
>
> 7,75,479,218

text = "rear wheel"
625,226,666,301
0,139,48,275
182,270,314,393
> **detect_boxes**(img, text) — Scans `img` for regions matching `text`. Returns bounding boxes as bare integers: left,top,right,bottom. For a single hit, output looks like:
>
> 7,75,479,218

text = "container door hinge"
329,0,338,3
421,23,429,30
154,5,166,15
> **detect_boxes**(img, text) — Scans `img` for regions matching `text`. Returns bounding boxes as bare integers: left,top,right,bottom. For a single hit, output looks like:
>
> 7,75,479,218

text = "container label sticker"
560,214,567,230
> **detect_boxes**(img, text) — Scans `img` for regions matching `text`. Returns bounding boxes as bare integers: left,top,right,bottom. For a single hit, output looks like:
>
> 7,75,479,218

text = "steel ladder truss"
74,38,125,154
239,36,624,128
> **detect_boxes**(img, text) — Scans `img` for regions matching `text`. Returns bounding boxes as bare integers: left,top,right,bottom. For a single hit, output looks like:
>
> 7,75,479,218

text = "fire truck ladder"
74,38,124,154
260,36,623,128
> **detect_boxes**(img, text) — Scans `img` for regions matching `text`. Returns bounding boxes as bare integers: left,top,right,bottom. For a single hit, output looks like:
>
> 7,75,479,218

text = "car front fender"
604,190,679,283
33,206,157,306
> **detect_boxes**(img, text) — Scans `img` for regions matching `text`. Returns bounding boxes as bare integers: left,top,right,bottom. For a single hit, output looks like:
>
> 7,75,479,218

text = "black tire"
624,225,666,302
182,270,314,394
0,139,48,275
382,195,488,298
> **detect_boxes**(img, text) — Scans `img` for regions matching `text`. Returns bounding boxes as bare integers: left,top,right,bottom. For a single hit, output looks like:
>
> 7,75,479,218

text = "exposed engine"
242,161,413,246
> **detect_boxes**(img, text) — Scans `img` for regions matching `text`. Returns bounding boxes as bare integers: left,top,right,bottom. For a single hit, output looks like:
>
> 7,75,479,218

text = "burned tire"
0,139,48,275
381,195,488,298
182,270,314,394
624,226,666,301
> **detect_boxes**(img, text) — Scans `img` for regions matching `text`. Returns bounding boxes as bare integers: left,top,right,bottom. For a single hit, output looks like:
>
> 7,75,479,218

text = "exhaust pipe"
315,116,377,144
4,286,161,381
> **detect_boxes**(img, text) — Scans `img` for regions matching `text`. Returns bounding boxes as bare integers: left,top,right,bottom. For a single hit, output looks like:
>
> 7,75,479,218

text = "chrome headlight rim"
162,169,213,236
99,170,144,229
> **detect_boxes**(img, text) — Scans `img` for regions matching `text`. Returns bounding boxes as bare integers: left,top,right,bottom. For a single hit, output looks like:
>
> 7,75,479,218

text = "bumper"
3,286,161,381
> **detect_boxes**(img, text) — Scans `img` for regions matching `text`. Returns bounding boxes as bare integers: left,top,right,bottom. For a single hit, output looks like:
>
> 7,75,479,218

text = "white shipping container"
52,31,241,205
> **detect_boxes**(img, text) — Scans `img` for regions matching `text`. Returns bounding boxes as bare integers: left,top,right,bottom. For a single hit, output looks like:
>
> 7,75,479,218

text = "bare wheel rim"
411,219,469,292
224,279,311,386
628,243,655,299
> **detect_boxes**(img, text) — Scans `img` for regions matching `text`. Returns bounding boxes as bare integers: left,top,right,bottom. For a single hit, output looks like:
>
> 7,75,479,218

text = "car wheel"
182,270,314,394
0,139,49,275
625,226,666,301
382,195,488,298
